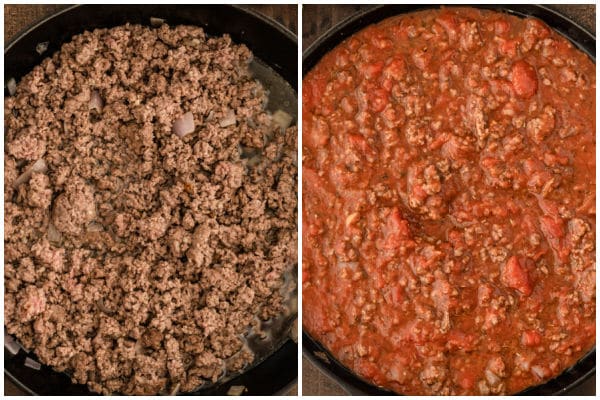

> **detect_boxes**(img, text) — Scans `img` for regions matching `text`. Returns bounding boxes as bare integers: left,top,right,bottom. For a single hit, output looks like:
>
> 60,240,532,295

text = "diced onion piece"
515,352,532,371
150,17,165,27
169,383,181,396
87,222,104,232
7,78,16,96
272,110,293,130
485,369,500,386
337,261,358,270
227,385,245,396
5,340,20,355
13,159,48,188
24,357,41,370
89,90,103,112
36,41,49,55
31,158,48,173
4,332,20,355
97,299,114,315
48,222,62,245
134,340,144,355
173,112,195,137
219,109,237,127
531,365,547,379
218,360,227,380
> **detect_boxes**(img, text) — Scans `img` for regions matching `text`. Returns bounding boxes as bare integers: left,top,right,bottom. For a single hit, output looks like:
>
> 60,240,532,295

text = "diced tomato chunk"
384,58,407,81
368,89,389,112
456,369,476,390
388,208,410,236
511,60,538,98
539,215,564,239
521,330,542,347
539,216,570,262
381,207,412,249
494,19,510,35
390,284,404,304
501,256,533,296
363,60,385,80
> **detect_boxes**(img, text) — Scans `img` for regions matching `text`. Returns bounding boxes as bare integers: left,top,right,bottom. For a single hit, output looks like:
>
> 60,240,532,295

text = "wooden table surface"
301,4,596,396
3,3,297,396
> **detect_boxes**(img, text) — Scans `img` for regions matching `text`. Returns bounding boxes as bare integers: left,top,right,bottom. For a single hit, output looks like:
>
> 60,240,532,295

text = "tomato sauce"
302,7,595,395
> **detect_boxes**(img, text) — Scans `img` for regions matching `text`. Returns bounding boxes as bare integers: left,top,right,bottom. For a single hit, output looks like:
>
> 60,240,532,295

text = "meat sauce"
302,7,595,395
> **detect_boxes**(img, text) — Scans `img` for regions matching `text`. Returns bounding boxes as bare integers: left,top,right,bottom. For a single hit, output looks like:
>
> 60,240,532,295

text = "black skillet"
302,4,595,396
4,4,298,396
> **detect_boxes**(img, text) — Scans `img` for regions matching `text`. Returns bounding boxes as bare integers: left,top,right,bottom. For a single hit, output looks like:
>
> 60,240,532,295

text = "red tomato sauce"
302,7,595,395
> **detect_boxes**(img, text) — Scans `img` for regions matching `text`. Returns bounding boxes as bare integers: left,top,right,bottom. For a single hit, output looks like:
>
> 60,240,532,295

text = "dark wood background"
301,3,596,396
3,3,297,396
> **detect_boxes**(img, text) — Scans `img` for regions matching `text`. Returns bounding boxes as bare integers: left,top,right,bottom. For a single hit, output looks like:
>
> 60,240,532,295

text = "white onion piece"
36,41,49,55
24,357,41,370
31,158,48,173
515,353,532,371
89,90,103,112
217,360,227,381
337,261,358,270
173,112,195,137
5,340,20,355
4,332,20,355
134,340,144,355
169,383,181,396
13,159,48,188
485,369,500,386
227,385,245,396
7,78,16,96
150,17,165,27
219,109,236,128
47,222,62,245
272,109,293,130
97,299,114,315
87,222,104,232
531,365,547,379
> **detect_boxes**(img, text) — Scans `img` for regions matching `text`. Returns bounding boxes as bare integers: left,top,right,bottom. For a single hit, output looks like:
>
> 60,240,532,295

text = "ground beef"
5,23,297,395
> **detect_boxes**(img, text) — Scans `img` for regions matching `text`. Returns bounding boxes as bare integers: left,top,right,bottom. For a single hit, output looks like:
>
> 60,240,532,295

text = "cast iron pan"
4,4,297,396
302,4,595,396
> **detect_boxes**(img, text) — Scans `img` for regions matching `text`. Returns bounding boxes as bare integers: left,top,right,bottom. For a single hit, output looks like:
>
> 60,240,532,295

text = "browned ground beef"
4,23,297,395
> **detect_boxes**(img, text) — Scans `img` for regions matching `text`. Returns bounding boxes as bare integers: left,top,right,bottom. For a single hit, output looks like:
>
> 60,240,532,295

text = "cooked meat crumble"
4,23,297,395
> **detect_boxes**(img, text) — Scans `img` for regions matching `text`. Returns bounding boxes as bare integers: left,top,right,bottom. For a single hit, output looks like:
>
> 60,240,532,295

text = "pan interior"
4,20,298,396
